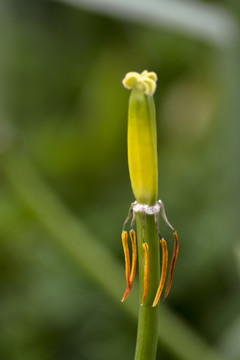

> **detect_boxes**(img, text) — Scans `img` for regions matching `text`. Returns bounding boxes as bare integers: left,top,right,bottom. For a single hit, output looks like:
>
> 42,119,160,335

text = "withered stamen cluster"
121,201,179,306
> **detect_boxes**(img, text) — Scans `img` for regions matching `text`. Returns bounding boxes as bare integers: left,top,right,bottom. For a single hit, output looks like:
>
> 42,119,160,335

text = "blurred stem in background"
53,0,237,48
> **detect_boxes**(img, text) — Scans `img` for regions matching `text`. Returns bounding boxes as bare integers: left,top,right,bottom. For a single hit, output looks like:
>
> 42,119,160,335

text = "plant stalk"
134,213,160,360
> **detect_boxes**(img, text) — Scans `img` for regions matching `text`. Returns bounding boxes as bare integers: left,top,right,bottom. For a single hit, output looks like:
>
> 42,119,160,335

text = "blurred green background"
0,0,240,359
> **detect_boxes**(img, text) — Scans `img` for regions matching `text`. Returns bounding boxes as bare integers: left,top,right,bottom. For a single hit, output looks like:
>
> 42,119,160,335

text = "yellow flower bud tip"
122,70,158,96
141,70,158,82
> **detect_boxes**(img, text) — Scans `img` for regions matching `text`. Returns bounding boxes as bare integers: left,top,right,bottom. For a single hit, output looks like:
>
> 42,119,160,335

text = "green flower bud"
122,70,158,205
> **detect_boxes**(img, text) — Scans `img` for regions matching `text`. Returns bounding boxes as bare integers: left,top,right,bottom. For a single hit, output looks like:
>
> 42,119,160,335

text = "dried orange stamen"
164,231,179,300
121,231,131,301
129,229,137,284
121,229,138,302
152,238,168,307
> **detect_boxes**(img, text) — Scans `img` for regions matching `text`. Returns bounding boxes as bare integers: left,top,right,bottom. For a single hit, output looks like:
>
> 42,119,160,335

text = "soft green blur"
0,1,240,360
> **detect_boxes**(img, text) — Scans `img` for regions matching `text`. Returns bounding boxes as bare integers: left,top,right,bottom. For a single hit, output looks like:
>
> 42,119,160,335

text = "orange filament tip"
152,238,168,307
163,231,179,300
121,286,132,302
141,242,149,305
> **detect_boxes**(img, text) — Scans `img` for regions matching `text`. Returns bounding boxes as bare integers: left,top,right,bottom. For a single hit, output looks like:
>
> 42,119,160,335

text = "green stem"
134,213,160,360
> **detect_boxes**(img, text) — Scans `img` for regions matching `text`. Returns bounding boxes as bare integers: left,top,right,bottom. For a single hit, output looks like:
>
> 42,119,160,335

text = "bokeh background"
0,0,240,359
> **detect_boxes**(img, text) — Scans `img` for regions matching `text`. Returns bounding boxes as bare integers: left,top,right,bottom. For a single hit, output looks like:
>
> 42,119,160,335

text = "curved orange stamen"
129,229,137,285
152,238,168,307
163,231,179,300
121,230,137,301
121,231,131,301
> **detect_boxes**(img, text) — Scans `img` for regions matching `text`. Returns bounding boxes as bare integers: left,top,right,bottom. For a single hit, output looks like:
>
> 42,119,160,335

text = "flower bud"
122,70,158,205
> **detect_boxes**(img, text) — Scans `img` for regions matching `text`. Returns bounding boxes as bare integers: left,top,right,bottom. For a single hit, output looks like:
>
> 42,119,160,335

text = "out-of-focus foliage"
0,0,239,359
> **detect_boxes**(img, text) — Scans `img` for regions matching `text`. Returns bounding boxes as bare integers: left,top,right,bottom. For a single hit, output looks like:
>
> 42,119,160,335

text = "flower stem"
134,213,160,360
